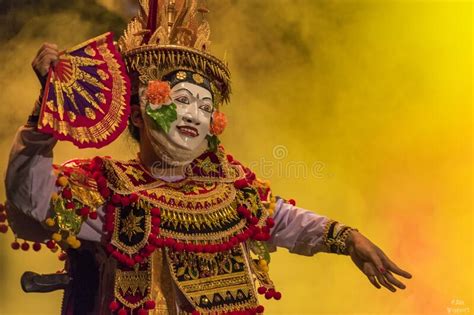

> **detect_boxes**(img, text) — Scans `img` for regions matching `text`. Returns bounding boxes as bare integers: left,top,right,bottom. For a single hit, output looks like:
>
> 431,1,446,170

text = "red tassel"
144,300,155,310
33,242,42,251
108,301,119,312
0,224,8,233
21,241,30,251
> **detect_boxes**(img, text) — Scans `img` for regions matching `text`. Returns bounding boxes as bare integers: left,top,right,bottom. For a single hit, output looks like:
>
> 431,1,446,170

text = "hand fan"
39,32,131,148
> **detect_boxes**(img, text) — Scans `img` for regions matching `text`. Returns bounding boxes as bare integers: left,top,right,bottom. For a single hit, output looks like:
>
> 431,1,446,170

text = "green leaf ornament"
145,102,178,133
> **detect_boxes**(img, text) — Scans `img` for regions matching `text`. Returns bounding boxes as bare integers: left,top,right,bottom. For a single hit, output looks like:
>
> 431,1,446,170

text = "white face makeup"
139,81,214,166
166,82,213,150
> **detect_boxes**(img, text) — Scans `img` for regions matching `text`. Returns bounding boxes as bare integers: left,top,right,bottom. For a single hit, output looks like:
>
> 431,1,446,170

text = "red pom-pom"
249,216,259,225
134,255,144,264
46,240,56,249
137,309,148,315
234,178,249,189
33,242,42,251
175,242,185,252
11,241,20,250
118,308,128,315
0,224,8,233
164,238,176,248
195,244,204,253
111,194,122,205
129,193,139,203
89,211,98,220
151,226,160,235
151,207,161,216
144,300,156,310
246,171,256,182
0,213,7,222
92,156,103,170
80,207,90,217
237,205,247,215
58,252,67,261
151,217,161,225
153,237,164,248
192,310,200,315
256,305,265,313
66,202,75,209
226,154,234,162
106,204,116,213
21,242,30,251
265,217,275,228
264,290,273,300
92,171,102,180
262,226,270,234
287,199,296,206
96,176,107,189
257,286,267,294
273,291,282,300
145,244,156,254
230,237,239,246
121,196,130,207
62,188,72,200
99,187,110,198
109,301,120,311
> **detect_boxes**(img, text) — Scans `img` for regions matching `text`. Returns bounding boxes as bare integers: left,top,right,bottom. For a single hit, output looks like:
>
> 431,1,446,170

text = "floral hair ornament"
207,111,228,152
144,80,177,133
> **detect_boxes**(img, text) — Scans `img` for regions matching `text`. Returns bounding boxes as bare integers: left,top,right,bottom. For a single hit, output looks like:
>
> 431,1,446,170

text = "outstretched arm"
268,198,412,292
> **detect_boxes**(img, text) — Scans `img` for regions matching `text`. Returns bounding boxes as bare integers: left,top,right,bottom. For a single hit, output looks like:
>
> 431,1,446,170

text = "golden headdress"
118,0,231,105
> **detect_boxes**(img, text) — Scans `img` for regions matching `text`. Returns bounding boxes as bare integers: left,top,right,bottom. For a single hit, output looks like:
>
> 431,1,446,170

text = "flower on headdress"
210,111,227,135
146,80,171,105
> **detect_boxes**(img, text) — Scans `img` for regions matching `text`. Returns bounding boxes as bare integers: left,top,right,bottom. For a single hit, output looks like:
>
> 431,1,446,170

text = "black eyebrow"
174,88,192,95
175,88,212,101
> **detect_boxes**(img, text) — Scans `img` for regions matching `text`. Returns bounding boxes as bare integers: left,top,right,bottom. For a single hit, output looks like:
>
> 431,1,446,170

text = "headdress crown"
119,0,230,104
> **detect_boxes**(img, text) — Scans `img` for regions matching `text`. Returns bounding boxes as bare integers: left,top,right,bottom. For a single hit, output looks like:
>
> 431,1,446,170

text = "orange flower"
146,80,171,105
210,111,227,135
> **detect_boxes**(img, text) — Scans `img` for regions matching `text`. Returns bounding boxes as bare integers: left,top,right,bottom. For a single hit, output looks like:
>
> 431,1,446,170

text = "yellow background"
0,0,472,314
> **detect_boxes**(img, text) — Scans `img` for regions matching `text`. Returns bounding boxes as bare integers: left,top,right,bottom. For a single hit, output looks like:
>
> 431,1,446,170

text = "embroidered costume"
2,1,356,314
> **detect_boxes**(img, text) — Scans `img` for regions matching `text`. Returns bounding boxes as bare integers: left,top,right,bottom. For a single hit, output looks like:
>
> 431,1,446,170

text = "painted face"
166,82,213,150
139,81,214,166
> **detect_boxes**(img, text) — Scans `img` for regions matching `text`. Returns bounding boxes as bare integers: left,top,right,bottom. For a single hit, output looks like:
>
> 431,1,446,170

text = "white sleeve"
267,199,330,256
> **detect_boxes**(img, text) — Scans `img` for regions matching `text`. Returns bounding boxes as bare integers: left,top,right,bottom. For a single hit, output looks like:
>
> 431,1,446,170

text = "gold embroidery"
122,210,144,242
114,259,152,309
166,244,259,313
124,164,146,182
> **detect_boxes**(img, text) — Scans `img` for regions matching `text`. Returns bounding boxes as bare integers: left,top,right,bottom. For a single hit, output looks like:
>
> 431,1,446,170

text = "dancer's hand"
345,230,412,292
31,42,59,89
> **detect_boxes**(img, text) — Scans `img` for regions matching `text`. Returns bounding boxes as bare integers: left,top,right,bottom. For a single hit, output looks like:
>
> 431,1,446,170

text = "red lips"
177,125,199,137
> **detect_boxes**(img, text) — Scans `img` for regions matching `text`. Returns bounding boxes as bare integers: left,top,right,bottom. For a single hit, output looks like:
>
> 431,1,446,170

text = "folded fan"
38,32,131,148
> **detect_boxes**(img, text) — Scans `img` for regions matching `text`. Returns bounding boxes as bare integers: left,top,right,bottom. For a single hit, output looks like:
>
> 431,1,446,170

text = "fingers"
32,43,59,77
375,270,397,292
380,253,412,279
35,43,58,57
367,275,381,289
384,271,406,290
32,53,59,78
369,251,386,274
